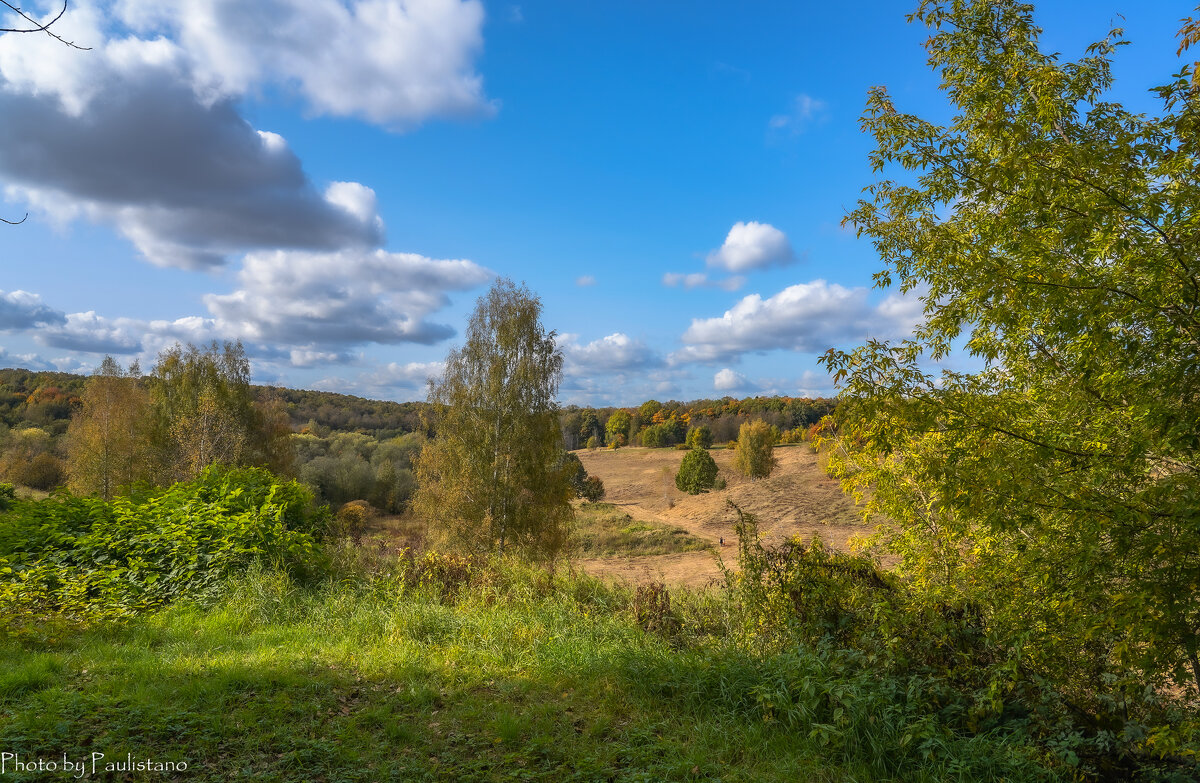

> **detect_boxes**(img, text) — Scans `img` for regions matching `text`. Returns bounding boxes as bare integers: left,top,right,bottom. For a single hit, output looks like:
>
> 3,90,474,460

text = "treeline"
0,357,834,510
560,396,836,450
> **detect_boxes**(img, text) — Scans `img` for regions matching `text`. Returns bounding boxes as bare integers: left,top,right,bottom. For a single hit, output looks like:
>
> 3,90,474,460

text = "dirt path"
574,446,873,587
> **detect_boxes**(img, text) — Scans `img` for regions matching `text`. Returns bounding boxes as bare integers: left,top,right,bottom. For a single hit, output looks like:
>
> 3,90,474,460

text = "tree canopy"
824,0,1200,698
413,279,572,558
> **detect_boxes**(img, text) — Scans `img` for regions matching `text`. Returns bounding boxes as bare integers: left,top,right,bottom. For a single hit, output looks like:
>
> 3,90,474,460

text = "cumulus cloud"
204,248,492,346
673,280,924,364
0,0,490,269
558,332,663,375
713,368,752,392
575,275,596,287
662,272,745,291
35,311,146,354
116,0,494,128
335,360,445,398
768,93,827,135
0,291,65,331
0,62,383,269
706,221,796,273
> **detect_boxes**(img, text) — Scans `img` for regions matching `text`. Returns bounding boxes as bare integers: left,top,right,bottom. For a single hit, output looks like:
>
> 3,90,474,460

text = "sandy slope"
573,445,874,587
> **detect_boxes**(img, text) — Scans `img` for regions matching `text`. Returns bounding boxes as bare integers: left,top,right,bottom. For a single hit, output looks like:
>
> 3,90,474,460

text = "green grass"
0,554,1051,783
571,503,710,557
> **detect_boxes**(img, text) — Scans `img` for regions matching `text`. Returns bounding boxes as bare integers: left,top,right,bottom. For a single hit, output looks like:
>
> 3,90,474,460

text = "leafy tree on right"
823,0,1200,707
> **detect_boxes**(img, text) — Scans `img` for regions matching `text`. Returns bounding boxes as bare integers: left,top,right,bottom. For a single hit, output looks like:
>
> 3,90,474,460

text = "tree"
605,410,631,445
685,424,713,450
66,356,151,499
822,0,1200,699
675,448,718,495
732,420,777,479
149,341,292,482
413,279,573,558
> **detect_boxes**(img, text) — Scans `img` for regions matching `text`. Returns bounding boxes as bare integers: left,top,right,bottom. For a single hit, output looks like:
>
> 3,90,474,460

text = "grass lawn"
0,557,1040,782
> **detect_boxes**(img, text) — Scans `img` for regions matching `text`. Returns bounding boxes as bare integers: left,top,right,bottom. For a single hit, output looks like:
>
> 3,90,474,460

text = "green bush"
675,448,718,495
0,465,326,630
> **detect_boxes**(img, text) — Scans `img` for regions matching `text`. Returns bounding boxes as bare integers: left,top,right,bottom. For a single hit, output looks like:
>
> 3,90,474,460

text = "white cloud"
706,221,796,273
204,248,492,347
768,93,827,135
558,332,663,374
673,280,924,364
0,45,384,269
713,368,752,392
0,0,492,269
575,275,596,287
114,0,494,128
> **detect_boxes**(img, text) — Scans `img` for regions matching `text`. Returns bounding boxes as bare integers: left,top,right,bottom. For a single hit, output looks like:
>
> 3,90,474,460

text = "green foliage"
640,420,686,448
818,0,1200,766
605,409,631,444
732,419,778,479
685,425,713,450
0,466,324,633
414,280,573,558
585,435,599,450
296,431,418,512
148,342,294,483
675,448,718,495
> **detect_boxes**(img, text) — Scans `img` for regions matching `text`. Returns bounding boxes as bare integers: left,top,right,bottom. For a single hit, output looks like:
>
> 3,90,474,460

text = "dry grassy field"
573,445,873,588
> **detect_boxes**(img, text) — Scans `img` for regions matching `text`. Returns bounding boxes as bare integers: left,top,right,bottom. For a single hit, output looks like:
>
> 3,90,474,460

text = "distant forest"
0,365,835,509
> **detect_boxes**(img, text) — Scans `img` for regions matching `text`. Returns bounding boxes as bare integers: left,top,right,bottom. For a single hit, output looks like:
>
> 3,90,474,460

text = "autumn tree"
413,279,573,558
732,419,777,479
823,0,1200,701
685,424,713,450
149,342,292,482
66,356,151,499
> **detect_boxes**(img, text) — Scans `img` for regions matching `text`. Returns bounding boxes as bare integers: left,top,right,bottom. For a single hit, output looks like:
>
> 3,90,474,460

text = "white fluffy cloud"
558,332,663,374
0,0,490,269
706,221,796,273
673,280,924,364
713,368,752,392
204,248,492,346
116,0,494,127
0,21,384,269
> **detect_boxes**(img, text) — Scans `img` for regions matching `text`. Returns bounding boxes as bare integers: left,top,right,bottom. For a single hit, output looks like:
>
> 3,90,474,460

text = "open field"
574,445,873,587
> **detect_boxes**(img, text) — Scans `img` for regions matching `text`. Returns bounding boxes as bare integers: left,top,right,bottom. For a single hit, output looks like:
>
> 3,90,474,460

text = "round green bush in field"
675,448,718,495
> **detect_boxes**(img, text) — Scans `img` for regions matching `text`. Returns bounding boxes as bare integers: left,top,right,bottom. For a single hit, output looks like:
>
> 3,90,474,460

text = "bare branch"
0,0,91,50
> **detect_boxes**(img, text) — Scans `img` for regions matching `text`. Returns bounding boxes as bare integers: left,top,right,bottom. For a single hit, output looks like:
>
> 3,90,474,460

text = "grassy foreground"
0,551,1045,783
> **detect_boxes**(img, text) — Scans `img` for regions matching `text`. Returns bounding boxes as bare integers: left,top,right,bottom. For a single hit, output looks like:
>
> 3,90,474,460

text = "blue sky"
0,0,1188,405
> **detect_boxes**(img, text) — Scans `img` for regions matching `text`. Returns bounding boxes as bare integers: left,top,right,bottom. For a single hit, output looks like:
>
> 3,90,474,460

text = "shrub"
675,448,718,495
586,435,599,451
13,452,64,491
733,420,777,479
580,475,605,503
0,465,325,629
685,425,714,450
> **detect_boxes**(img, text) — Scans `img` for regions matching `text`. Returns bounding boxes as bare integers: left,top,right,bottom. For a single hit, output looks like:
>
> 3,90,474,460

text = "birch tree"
413,279,572,558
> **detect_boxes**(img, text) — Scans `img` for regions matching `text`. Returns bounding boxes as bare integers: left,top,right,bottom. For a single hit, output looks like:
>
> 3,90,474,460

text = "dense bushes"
0,466,325,633
675,448,718,495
